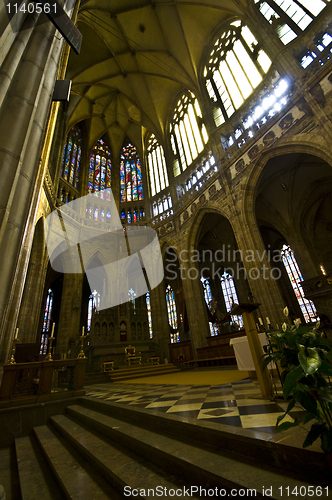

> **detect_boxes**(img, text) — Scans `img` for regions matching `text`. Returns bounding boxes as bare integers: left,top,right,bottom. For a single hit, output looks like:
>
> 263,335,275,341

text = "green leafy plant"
262,308,332,453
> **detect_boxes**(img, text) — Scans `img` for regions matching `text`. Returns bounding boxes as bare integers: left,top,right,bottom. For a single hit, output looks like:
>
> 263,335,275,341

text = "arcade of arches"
1,0,332,369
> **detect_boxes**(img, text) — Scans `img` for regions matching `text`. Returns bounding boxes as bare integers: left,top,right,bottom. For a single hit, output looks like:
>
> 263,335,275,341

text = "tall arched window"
170,91,209,176
129,288,136,310
88,138,112,198
61,124,82,189
204,21,271,127
281,244,317,323
87,290,101,331
254,0,327,45
166,284,179,342
120,142,144,203
201,277,219,336
146,291,153,339
147,134,169,196
220,272,244,328
40,288,53,354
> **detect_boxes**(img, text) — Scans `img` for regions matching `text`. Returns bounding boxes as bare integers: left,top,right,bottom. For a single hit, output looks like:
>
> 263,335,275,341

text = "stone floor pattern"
85,378,305,435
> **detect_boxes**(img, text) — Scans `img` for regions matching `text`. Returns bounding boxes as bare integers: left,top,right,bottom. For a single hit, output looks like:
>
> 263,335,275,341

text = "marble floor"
85,375,305,435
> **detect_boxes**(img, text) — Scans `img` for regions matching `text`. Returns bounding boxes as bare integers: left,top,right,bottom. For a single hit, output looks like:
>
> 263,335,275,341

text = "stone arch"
186,205,233,253
242,139,332,230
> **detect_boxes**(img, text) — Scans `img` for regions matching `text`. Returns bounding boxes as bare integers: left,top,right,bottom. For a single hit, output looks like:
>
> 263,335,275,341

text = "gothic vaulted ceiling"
65,0,244,156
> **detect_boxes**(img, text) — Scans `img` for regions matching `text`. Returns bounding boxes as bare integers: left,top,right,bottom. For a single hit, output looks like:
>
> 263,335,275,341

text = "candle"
50,323,55,338
82,326,85,336
14,327,19,339
258,317,263,325
266,317,270,325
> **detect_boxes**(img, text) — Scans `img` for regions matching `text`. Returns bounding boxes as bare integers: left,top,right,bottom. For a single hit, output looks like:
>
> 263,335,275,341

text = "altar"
230,333,273,371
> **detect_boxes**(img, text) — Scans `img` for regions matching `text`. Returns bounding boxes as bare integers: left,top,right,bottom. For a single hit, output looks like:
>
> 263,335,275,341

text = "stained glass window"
88,138,112,197
166,284,179,342
43,289,53,333
61,124,82,189
204,21,271,127
146,292,153,339
87,290,100,331
120,142,144,203
220,273,244,328
40,288,54,355
147,134,169,197
128,288,136,310
170,91,208,176
201,278,219,336
281,244,317,323
254,0,327,45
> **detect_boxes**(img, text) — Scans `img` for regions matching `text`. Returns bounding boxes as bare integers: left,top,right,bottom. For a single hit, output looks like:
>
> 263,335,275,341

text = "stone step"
15,435,63,500
50,413,199,499
33,424,123,500
110,367,181,382
79,396,330,480
85,363,180,384
65,403,327,500
110,362,178,375
84,372,112,386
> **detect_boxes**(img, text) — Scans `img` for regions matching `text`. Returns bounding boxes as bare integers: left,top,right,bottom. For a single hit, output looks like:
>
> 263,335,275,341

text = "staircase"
11,396,331,500
84,362,181,385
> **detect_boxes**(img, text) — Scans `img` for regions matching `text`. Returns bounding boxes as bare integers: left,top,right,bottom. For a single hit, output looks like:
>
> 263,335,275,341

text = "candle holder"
45,336,54,361
77,335,87,359
7,338,18,364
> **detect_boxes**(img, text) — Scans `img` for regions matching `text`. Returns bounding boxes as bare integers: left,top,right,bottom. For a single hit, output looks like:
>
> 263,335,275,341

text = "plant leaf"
303,413,316,425
318,360,332,377
286,398,296,414
278,420,299,431
298,345,322,375
295,391,319,416
303,422,324,448
318,386,332,403
321,429,332,453
283,365,303,399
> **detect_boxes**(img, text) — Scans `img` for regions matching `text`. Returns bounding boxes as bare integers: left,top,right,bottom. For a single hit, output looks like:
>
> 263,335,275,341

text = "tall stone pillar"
0,0,78,362
16,221,48,343
149,281,170,362
231,213,286,328
180,257,210,353
57,273,84,357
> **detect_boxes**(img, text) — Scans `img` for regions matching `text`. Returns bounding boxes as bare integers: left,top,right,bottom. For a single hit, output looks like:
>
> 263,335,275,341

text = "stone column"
57,273,84,357
149,281,170,362
16,222,48,343
0,0,78,362
231,213,286,328
180,257,210,353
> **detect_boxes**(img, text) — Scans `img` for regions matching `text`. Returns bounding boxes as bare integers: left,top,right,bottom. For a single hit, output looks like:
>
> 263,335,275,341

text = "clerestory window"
120,142,144,203
61,124,82,189
88,137,112,198
254,0,328,45
170,91,208,176
204,21,271,127
147,134,169,197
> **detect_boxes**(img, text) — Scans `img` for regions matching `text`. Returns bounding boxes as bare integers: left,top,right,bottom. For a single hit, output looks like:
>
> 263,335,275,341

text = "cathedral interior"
0,0,332,497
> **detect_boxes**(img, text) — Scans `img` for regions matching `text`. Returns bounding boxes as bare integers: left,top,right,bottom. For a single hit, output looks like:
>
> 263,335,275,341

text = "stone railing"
0,358,87,408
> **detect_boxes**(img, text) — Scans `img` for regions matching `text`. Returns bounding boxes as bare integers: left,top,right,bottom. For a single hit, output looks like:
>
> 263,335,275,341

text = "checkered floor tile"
85,377,304,435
